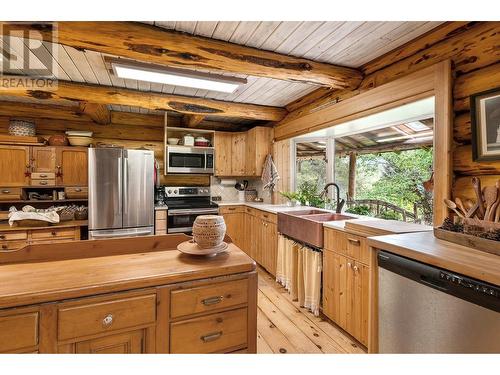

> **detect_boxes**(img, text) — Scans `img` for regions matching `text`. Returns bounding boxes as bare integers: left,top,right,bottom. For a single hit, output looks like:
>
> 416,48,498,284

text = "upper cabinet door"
31,147,57,173
214,132,232,176
0,146,30,186
231,132,246,176
56,147,88,186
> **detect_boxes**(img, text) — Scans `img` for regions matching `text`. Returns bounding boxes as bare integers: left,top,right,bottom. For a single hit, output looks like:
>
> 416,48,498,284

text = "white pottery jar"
192,215,226,249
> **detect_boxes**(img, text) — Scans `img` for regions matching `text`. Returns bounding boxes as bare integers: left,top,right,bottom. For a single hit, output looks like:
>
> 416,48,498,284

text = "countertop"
0,220,88,232
368,231,500,286
0,234,255,309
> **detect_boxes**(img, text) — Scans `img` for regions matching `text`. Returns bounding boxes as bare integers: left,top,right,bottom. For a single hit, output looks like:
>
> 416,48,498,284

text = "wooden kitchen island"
0,234,257,354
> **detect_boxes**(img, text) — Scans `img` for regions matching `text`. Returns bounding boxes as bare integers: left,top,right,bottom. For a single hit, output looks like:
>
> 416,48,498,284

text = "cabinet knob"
75,188,82,192
347,238,360,245
347,262,352,268
200,331,222,343
0,235,5,239
1,244,7,250
353,265,359,272
102,314,114,327
2,190,10,194
40,181,48,185
51,231,57,236
40,174,47,178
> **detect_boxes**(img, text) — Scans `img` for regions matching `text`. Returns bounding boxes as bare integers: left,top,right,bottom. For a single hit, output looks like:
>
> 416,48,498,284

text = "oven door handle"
168,208,219,216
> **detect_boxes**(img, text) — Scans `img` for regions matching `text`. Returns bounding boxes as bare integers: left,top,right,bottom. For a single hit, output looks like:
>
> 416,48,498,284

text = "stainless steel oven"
166,146,214,174
165,187,219,234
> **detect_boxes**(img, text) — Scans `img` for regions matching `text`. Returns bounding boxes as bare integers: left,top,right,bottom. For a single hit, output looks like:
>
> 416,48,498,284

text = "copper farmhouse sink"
277,210,355,248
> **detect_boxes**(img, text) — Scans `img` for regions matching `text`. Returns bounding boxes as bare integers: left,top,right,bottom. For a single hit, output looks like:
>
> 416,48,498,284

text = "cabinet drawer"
245,207,257,216
219,206,245,214
58,294,156,341
30,179,56,187
345,234,370,265
258,210,277,224
1,240,28,251
170,308,247,353
31,227,77,240
171,279,248,319
0,312,38,352
324,228,347,255
0,187,22,201
155,210,167,220
0,231,28,241
31,172,55,180
64,186,88,199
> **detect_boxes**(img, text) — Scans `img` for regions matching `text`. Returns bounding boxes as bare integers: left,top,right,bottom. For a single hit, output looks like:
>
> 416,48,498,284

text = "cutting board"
344,219,433,236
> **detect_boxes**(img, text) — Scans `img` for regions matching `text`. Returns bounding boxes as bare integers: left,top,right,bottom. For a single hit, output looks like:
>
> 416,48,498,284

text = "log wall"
361,21,500,202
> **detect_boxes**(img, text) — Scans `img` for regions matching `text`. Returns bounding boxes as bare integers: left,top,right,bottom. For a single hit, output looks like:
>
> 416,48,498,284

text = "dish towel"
297,246,322,316
261,154,280,191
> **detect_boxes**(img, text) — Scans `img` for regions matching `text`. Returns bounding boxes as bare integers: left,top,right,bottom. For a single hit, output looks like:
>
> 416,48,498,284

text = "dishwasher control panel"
439,271,499,298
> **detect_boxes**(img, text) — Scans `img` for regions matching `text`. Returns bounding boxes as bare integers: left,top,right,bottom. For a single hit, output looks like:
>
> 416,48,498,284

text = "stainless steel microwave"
166,146,215,174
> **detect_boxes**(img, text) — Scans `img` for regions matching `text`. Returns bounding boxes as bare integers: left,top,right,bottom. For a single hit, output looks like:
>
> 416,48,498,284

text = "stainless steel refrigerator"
88,148,155,239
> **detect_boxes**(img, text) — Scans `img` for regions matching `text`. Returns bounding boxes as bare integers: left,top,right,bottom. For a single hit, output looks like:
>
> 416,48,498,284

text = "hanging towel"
261,154,280,191
297,246,322,316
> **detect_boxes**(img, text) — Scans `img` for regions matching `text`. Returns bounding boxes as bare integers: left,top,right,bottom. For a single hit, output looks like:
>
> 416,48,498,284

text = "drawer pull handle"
201,331,222,343
0,235,5,240
40,174,47,178
1,244,7,250
228,208,236,211
75,188,82,192
51,231,57,236
263,214,268,218
202,296,223,306
102,314,114,327
2,190,10,194
40,181,48,185
347,238,360,245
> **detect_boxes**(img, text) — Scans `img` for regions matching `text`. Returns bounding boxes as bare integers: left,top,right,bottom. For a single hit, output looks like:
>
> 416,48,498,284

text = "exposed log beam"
182,114,205,128
336,140,433,156
0,79,287,121
78,102,111,125
0,100,244,132
0,22,363,89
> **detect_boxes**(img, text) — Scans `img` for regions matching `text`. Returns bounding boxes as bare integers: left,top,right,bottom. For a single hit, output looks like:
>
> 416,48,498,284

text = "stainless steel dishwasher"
378,250,500,353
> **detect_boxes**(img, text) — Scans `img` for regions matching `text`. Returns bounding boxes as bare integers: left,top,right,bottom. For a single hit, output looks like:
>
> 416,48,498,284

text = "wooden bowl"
48,134,69,146
192,215,226,249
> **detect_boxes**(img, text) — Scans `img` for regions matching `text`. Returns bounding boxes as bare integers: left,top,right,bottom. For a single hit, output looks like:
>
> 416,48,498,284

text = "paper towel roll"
220,179,237,186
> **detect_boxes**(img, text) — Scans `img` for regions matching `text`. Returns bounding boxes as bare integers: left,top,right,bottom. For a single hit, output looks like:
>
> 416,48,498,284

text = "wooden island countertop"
0,234,256,309
368,231,500,285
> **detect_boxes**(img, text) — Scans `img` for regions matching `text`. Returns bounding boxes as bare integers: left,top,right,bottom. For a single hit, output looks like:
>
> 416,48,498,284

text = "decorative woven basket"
192,215,226,249
9,120,36,136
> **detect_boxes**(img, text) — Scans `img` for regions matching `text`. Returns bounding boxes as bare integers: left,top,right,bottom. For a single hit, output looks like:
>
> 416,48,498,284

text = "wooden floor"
256,267,366,354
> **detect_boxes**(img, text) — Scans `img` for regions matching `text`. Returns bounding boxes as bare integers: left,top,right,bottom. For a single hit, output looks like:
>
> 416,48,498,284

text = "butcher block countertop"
368,231,500,286
0,234,255,309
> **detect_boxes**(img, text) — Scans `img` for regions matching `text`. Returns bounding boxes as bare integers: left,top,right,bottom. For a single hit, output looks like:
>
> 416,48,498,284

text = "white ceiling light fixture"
109,58,247,93
376,131,434,143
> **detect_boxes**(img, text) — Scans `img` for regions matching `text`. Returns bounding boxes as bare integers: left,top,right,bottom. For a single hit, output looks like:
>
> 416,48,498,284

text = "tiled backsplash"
210,177,272,203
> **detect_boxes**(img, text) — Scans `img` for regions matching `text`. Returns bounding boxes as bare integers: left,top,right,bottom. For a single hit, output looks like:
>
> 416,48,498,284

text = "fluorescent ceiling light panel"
376,131,434,143
111,61,246,93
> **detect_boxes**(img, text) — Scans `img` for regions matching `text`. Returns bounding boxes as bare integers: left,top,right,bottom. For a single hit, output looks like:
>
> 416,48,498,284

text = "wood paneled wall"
271,138,292,204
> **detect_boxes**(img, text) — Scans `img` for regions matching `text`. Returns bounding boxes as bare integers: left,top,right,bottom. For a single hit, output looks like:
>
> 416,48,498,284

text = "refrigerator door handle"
123,156,128,215
117,156,123,215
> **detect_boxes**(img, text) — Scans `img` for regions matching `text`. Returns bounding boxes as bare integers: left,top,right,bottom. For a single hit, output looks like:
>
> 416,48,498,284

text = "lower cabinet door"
74,330,146,354
349,262,369,346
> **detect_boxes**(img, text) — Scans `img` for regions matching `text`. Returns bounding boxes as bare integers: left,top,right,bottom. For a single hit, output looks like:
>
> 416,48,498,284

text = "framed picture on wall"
471,87,500,161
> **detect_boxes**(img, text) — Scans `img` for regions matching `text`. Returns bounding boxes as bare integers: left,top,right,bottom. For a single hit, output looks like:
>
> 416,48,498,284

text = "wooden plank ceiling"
0,21,442,130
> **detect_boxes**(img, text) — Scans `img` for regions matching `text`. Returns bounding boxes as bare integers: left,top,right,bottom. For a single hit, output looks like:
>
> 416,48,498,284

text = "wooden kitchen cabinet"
245,127,272,176
73,329,147,354
31,147,56,174
214,132,232,176
0,145,30,187
322,248,369,346
214,127,271,177
56,147,88,186
220,206,245,248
